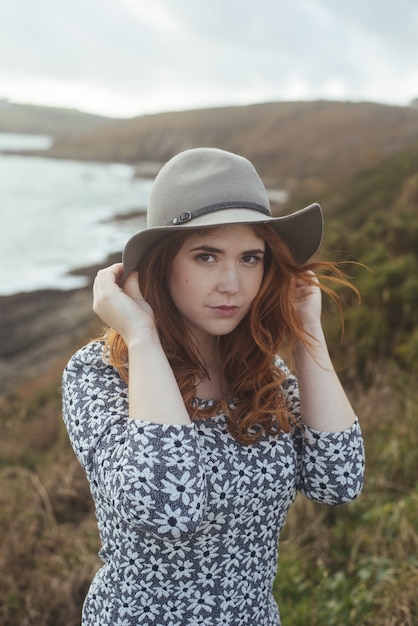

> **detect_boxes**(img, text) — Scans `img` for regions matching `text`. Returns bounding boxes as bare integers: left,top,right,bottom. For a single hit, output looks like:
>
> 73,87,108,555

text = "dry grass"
0,379,101,626
0,360,416,625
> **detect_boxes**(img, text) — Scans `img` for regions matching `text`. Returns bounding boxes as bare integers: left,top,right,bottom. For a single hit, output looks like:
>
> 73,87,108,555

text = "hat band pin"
169,201,271,225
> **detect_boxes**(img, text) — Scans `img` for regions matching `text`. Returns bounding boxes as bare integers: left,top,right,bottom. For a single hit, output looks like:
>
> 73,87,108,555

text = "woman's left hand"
292,270,322,330
291,271,357,431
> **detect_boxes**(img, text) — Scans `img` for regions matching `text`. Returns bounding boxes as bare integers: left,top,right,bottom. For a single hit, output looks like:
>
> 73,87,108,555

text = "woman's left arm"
292,271,356,432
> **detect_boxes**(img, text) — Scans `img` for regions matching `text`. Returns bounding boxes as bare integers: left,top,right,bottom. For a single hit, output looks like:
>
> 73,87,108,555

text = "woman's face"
168,224,265,346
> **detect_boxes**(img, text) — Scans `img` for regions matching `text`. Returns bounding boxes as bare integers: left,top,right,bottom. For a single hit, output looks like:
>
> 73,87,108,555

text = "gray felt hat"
122,147,323,278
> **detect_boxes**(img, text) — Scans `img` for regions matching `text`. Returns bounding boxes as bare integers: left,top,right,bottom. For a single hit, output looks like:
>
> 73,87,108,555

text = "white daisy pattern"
62,341,365,625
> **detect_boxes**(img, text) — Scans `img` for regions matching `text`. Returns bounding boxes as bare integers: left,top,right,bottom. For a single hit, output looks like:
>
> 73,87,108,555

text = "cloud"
0,0,417,117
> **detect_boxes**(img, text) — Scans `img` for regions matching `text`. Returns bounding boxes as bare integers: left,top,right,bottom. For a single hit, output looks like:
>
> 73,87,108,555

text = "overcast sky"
1,0,417,118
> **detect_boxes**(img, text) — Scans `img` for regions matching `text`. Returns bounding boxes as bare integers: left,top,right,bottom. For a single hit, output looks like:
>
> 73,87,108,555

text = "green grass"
274,368,418,625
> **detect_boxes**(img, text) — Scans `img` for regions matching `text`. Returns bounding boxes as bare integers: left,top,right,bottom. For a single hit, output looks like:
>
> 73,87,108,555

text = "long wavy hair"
102,223,355,444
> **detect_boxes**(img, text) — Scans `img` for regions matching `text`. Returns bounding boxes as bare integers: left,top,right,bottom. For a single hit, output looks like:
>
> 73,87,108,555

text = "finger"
295,271,318,288
93,263,123,302
292,275,310,291
123,271,143,299
95,263,123,285
106,263,124,282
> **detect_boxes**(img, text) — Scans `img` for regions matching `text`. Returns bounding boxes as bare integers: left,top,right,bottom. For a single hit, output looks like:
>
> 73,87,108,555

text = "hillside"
43,100,418,200
0,100,113,138
0,101,417,625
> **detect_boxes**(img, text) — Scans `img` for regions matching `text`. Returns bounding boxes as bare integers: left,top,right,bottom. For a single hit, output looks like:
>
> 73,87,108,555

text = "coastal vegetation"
44,100,418,199
0,101,417,624
275,144,418,625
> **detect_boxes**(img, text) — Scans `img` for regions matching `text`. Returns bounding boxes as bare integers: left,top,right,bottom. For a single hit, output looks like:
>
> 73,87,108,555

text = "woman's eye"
242,255,260,264
196,253,215,263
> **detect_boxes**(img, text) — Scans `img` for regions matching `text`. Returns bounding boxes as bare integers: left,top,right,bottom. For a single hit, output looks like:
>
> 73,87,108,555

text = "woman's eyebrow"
241,248,265,256
188,245,265,255
188,245,223,253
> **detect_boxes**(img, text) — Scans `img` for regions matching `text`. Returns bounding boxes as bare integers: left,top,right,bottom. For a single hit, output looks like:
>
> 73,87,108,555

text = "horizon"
2,95,418,123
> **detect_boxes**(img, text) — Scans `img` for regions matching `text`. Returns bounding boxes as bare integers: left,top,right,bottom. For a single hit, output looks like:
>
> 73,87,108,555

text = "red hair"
102,224,355,444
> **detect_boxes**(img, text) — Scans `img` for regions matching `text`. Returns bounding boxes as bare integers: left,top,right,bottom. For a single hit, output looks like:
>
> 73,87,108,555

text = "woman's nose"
217,266,240,294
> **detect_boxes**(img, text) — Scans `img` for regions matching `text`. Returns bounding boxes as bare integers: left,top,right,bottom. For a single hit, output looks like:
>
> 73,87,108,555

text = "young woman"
62,148,365,625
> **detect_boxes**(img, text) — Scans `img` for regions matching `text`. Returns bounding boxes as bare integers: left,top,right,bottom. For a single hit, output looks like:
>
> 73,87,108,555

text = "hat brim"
122,202,323,281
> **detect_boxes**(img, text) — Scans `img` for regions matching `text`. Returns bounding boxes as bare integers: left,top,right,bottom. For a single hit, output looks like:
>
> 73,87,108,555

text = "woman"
62,147,365,625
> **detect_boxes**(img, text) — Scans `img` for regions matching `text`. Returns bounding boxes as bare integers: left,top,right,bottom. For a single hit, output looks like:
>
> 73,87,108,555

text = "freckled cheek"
248,268,262,288
249,275,263,301
180,274,192,287
182,273,208,290
174,276,202,299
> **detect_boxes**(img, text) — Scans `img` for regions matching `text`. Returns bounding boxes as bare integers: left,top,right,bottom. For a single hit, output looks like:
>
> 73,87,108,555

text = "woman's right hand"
93,263,156,345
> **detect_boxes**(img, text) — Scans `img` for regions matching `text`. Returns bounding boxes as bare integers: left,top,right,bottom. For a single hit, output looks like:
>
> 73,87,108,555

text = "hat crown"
147,148,271,227
122,147,323,281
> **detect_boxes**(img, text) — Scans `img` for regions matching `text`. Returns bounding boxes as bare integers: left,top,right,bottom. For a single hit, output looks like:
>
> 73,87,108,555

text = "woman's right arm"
62,342,206,537
93,264,191,426
62,264,206,537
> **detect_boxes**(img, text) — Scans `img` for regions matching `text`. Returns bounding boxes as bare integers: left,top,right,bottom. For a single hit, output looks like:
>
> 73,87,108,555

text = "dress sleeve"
62,341,207,538
280,363,365,505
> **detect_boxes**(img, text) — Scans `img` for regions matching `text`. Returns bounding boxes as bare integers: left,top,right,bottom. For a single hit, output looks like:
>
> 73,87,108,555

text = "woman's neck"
193,334,232,401
197,351,234,401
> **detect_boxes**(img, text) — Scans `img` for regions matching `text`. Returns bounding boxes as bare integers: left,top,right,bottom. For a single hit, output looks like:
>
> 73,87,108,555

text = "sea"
0,133,153,295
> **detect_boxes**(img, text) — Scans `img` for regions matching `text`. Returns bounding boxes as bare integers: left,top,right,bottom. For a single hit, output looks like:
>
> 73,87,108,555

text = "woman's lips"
210,306,240,317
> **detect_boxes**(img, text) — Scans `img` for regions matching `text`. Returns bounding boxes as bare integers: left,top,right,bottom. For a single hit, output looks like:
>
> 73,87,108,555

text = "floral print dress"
62,341,365,626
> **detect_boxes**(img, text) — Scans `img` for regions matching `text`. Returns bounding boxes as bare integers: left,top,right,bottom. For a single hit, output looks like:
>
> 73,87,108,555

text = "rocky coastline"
0,253,120,397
